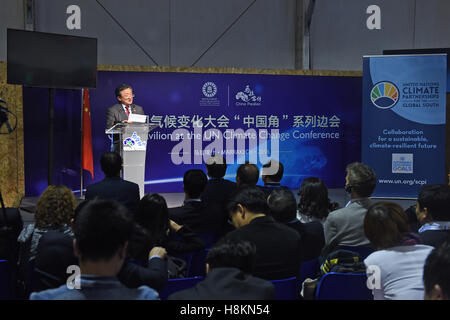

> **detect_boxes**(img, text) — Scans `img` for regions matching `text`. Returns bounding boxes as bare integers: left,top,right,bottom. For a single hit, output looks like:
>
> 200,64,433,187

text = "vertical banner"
362,54,447,198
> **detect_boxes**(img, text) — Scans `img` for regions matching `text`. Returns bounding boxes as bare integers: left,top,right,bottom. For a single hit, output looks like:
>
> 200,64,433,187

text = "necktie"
125,106,130,117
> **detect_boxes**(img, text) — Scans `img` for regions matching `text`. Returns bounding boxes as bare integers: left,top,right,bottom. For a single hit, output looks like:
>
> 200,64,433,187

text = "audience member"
236,162,259,188
169,169,217,234
297,177,339,224
323,162,376,253
129,193,205,263
201,155,237,237
30,200,160,300
364,202,433,300
423,241,450,300
169,239,274,300
260,160,287,197
268,188,324,261
85,152,140,212
225,187,302,280
416,184,450,248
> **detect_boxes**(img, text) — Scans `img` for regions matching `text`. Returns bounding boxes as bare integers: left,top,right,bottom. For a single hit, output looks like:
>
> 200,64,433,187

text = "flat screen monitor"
7,28,97,89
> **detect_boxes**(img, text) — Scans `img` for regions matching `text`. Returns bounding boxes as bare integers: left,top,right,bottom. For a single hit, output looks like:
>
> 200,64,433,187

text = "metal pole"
48,88,54,186
80,89,84,198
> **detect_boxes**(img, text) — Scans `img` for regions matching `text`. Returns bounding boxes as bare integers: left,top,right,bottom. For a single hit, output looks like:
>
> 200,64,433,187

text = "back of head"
364,201,410,250
73,199,133,262
227,186,268,216
135,193,169,243
100,152,122,177
183,169,208,198
267,188,297,223
262,160,284,183
298,177,334,220
424,241,450,300
205,155,227,179
35,185,76,229
206,238,256,274
236,163,259,187
346,162,377,197
418,184,450,221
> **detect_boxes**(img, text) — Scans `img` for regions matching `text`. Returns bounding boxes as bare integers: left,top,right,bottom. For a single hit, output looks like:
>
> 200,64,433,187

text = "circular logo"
202,82,217,98
370,81,399,109
123,138,135,147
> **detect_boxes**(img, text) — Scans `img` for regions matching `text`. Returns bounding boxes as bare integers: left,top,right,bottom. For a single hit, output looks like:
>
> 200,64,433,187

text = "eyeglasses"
121,94,135,98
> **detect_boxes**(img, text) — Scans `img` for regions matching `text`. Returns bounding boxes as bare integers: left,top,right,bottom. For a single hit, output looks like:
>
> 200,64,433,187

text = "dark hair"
267,188,297,223
183,169,207,198
364,202,410,250
135,193,170,246
236,163,259,187
262,160,284,182
100,152,122,177
227,186,268,215
418,184,450,221
115,84,132,98
346,162,376,197
423,241,450,299
206,238,256,274
205,155,227,179
298,177,338,220
73,200,133,262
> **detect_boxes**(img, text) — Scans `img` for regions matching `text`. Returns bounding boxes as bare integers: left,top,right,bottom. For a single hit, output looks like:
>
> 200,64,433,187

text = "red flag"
82,89,94,179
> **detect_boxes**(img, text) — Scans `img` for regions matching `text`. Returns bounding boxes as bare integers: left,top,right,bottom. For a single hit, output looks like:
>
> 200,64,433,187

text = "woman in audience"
297,177,339,224
18,185,76,262
128,193,205,264
364,202,433,300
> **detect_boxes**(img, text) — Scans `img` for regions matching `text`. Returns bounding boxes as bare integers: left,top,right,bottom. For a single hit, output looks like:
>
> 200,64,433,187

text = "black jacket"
419,230,450,248
225,215,303,280
169,267,275,300
285,220,325,262
169,200,219,234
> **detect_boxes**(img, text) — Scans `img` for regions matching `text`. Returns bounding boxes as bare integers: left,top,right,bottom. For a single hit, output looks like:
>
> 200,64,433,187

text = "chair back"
159,276,204,300
0,260,13,299
198,233,217,248
188,248,210,277
299,258,320,284
270,277,299,300
315,272,373,300
337,245,374,260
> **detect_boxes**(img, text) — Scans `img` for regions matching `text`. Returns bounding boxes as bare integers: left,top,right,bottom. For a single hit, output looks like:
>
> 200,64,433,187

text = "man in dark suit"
106,84,145,153
267,188,324,262
85,152,140,212
169,238,274,300
201,155,237,237
225,187,303,280
259,160,288,197
235,162,259,188
416,184,450,248
169,170,217,235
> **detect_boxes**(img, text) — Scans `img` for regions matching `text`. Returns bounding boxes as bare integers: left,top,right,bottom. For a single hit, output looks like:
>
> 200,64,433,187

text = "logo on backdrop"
123,132,147,151
392,153,413,174
200,81,220,107
235,85,262,106
370,81,399,109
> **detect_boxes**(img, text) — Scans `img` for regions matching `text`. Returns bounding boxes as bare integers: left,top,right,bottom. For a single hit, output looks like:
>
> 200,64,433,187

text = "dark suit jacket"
419,230,450,248
169,267,275,300
0,207,23,261
85,176,140,212
285,220,325,262
106,103,145,130
225,215,303,280
258,183,289,198
169,200,219,234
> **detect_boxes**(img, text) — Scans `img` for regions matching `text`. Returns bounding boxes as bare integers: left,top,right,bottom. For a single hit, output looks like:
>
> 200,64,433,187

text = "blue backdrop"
23,70,362,196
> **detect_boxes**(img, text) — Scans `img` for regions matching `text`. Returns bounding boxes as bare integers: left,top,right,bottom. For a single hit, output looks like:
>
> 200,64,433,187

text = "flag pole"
80,89,84,199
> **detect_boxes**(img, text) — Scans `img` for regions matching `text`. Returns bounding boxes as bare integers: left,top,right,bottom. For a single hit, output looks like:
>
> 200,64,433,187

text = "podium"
105,122,158,198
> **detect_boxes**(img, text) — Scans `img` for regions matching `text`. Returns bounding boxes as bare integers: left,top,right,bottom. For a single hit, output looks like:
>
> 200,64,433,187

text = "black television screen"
7,29,97,89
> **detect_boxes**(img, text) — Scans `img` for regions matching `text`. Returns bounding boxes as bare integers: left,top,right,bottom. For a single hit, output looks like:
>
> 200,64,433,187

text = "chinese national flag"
82,89,94,179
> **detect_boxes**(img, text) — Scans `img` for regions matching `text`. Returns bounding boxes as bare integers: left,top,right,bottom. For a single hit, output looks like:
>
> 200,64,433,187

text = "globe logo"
370,81,399,109
202,82,217,98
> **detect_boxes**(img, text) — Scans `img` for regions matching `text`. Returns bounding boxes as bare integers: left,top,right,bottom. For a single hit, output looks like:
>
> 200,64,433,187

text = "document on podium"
128,114,148,123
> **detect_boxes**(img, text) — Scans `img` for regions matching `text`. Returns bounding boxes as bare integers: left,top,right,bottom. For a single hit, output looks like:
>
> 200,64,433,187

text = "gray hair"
346,162,377,197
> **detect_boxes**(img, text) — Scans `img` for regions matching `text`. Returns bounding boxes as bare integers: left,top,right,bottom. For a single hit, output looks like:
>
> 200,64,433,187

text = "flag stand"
80,89,84,199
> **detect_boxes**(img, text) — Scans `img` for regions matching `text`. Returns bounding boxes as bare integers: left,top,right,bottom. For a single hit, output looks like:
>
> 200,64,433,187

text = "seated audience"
259,160,287,197
268,188,324,261
423,241,450,300
235,162,259,188
201,155,237,237
85,152,140,212
169,169,217,234
225,187,302,280
18,185,75,262
169,239,274,300
297,177,339,224
30,199,160,300
364,202,433,300
416,184,450,248
129,193,205,263
323,162,376,253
